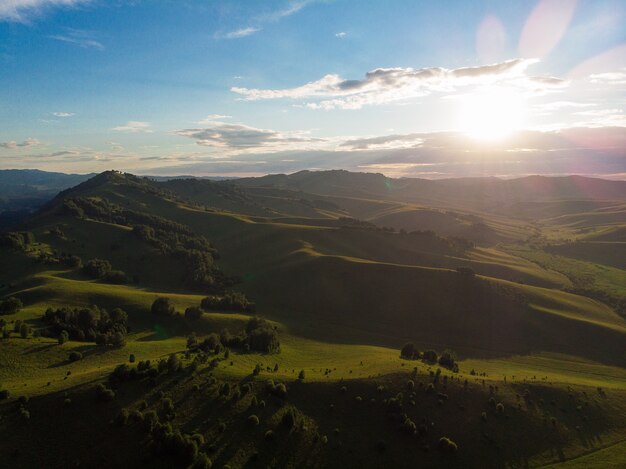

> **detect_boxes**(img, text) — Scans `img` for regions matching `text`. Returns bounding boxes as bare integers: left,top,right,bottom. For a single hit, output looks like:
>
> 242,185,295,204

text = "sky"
0,0,625,179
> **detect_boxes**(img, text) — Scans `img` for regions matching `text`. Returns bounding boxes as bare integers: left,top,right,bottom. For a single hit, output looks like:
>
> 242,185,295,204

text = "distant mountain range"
2,168,626,230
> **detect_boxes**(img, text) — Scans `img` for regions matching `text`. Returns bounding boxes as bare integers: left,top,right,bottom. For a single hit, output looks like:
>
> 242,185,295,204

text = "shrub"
69,351,83,361
438,437,458,453
247,414,260,426
407,379,415,390
496,402,505,414
298,369,305,380
0,389,10,400
19,323,29,338
264,430,275,441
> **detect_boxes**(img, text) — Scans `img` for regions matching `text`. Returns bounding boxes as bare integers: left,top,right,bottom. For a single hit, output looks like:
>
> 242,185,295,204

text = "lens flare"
457,87,527,140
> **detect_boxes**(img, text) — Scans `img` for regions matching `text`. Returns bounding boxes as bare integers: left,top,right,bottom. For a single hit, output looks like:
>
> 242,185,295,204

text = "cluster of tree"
400,343,459,372
0,296,22,315
0,231,34,250
42,305,128,347
133,406,211,468
62,196,232,292
36,251,83,268
82,258,128,284
109,354,182,384
200,290,255,313
186,316,280,355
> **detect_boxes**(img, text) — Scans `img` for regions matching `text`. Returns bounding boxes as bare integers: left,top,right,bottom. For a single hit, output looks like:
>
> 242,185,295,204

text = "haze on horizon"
0,0,625,180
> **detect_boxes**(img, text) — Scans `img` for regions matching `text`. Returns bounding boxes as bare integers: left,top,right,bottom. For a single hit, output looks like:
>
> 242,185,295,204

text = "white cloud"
52,111,75,117
335,32,347,38
232,58,568,109
0,138,42,149
111,121,153,133
49,28,103,50
219,27,261,39
0,0,90,22
198,114,232,124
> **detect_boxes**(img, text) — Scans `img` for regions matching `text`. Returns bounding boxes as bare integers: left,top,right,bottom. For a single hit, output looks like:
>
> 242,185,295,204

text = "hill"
1,169,625,468
0,169,94,229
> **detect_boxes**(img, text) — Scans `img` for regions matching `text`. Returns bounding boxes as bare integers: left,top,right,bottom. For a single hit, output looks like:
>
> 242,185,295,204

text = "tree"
185,306,203,321
400,342,417,359
111,331,126,348
58,330,69,345
423,350,438,363
82,258,112,278
151,297,175,316
0,297,23,315
438,349,457,370
167,353,181,373
110,308,128,324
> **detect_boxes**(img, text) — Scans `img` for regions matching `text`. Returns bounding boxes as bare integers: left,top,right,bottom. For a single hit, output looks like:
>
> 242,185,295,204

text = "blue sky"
1,0,625,178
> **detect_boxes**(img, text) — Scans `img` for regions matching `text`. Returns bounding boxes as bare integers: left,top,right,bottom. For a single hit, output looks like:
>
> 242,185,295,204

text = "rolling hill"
1,169,625,468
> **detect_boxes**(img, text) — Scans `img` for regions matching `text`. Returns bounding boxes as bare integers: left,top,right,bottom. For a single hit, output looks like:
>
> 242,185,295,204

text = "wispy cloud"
335,31,347,38
49,28,104,50
174,122,327,154
0,138,42,149
217,1,313,40
0,0,91,22
259,0,312,22
340,134,425,150
232,58,568,109
111,121,153,133
52,111,75,117
219,27,261,39
589,69,626,85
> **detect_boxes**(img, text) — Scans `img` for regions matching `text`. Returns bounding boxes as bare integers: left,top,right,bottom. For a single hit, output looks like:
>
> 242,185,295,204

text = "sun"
457,86,526,140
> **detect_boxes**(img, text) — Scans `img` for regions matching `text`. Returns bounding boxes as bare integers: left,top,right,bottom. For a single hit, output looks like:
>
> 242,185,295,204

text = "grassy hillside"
1,170,626,468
